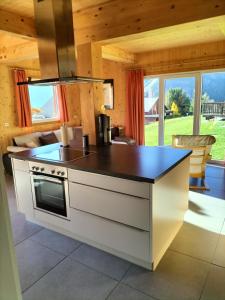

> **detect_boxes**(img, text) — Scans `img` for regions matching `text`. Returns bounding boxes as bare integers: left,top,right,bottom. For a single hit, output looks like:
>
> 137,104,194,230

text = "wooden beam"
0,9,36,40
77,43,104,145
102,45,135,64
0,42,38,64
74,0,225,44
0,40,135,65
135,40,225,75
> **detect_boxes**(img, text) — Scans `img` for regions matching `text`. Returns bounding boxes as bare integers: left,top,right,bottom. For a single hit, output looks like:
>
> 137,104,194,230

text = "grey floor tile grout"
14,227,44,246
67,254,122,282
122,282,162,300
104,281,121,300
168,248,215,266
198,264,212,300
29,233,83,257
22,255,67,294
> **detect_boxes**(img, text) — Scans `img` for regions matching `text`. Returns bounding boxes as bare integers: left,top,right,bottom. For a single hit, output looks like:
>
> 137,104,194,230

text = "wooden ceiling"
0,0,224,60
0,0,109,18
109,16,225,53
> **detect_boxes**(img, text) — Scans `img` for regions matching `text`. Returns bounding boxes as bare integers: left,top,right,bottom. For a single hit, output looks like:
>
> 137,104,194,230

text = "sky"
28,85,54,108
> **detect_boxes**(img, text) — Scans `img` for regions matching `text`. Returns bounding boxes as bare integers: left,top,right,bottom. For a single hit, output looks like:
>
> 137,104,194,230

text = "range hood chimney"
18,0,104,86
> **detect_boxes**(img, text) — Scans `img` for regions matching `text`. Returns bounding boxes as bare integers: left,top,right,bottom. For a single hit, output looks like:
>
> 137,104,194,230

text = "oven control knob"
57,171,61,175
51,170,55,174
36,167,39,171
32,166,36,170
40,168,45,172
61,171,65,176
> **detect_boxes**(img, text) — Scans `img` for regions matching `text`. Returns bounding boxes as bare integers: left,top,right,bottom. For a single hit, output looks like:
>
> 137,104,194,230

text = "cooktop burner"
33,148,94,162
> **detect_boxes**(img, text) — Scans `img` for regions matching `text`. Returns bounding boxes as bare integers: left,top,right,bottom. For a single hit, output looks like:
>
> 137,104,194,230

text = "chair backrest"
172,135,216,178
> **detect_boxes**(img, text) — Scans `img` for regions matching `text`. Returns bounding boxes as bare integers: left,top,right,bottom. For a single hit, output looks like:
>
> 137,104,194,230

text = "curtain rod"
9,67,40,71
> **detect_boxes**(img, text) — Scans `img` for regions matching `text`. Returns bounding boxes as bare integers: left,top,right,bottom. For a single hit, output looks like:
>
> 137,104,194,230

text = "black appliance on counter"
96,114,111,145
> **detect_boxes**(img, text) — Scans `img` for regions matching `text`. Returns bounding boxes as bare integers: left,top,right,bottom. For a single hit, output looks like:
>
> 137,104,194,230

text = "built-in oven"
29,162,70,220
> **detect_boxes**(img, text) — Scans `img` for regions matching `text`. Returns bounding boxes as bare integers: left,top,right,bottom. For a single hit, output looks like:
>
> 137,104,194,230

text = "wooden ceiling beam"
0,42,38,63
0,41,134,65
0,9,36,40
74,0,225,45
102,45,135,64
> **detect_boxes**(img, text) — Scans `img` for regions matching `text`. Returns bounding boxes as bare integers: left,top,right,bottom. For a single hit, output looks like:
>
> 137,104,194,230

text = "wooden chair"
172,135,216,190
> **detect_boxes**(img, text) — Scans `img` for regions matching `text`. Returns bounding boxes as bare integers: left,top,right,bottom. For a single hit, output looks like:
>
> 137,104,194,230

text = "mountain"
144,72,225,102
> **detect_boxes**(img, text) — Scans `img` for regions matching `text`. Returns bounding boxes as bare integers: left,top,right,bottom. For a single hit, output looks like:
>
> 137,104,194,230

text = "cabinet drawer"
68,169,150,199
69,182,150,230
12,158,29,172
70,208,150,262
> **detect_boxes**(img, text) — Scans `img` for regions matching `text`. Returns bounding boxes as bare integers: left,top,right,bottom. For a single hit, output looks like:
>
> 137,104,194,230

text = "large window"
28,85,59,123
144,70,225,161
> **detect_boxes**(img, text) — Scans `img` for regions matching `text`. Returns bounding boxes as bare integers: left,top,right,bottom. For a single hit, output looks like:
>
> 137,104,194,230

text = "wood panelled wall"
0,64,81,153
0,58,127,153
103,59,129,127
135,40,225,75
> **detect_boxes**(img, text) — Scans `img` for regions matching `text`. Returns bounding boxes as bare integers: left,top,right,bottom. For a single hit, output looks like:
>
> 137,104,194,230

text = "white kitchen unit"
12,155,190,270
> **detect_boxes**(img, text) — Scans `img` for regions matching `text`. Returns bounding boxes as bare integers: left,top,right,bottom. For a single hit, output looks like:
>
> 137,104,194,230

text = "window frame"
28,83,60,124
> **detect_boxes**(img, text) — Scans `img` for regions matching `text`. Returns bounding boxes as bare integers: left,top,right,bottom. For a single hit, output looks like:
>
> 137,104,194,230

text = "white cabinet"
12,159,34,218
69,182,150,231
68,169,150,198
70,208,151,266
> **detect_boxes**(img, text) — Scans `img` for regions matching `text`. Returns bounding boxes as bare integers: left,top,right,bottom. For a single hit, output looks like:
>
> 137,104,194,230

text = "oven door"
31,173,70,220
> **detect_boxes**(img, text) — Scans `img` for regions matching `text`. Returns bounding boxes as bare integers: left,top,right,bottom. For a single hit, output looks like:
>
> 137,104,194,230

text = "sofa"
2,126,82,175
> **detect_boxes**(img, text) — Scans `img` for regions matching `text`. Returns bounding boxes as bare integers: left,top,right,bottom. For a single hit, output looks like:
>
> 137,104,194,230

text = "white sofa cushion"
14,132,42,147
7,146,29,153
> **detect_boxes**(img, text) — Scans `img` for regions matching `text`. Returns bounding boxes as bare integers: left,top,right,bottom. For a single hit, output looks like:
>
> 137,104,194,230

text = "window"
28,85,59,123
144,70,225,162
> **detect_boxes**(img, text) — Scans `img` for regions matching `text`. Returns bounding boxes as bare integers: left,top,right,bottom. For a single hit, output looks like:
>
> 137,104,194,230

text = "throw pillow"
39,132,58,146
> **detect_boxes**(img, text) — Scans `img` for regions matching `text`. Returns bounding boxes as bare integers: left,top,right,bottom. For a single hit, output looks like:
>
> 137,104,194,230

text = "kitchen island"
11,144,191,270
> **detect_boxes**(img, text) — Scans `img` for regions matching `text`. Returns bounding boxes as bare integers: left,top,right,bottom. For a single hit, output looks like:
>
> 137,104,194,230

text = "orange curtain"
13,69,32,128
54,85,69,123
125,69,145,145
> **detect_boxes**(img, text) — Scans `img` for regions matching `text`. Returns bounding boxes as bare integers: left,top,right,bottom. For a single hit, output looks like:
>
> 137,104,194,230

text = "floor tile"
16,239,64,291
108,283,155,300
122,250,210,300
170,222,220,262
213,234,225,267
11,212,43,245
30,228,81,256
23,257,117,300
70,244,131,280
213,223,225,267
205,165,225,179
189,191,225,218
200,265,225,300
184,210,224,233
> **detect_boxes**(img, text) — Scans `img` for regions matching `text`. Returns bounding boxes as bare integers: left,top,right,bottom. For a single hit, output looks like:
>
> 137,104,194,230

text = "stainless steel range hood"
18,0,104,86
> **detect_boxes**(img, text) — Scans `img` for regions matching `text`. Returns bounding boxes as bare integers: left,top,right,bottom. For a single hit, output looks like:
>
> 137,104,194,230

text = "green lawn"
145,116,225,160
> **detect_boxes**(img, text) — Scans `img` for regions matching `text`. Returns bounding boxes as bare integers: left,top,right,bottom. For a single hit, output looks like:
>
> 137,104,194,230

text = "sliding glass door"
164,76,196,145
144,70,225,163
200,71,225,161
144,77,159,146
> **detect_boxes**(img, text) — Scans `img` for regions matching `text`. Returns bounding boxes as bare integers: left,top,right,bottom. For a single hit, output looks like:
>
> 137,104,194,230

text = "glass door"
200,71,225,161
163,76,196,145
144,77,159,146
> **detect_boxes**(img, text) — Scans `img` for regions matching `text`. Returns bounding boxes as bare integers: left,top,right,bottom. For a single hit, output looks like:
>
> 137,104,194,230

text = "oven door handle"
31,174,64,184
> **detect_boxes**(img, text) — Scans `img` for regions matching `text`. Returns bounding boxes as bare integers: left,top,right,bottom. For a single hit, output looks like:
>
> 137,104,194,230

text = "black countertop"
10,143,191,183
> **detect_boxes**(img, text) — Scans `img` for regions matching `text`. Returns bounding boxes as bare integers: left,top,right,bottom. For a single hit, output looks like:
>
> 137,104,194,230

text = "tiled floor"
5,165,225,300
190,164,225,200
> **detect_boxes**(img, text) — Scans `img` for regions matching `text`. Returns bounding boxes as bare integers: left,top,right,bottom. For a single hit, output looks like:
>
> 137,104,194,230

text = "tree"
167,88,191,116
201,92,214,103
